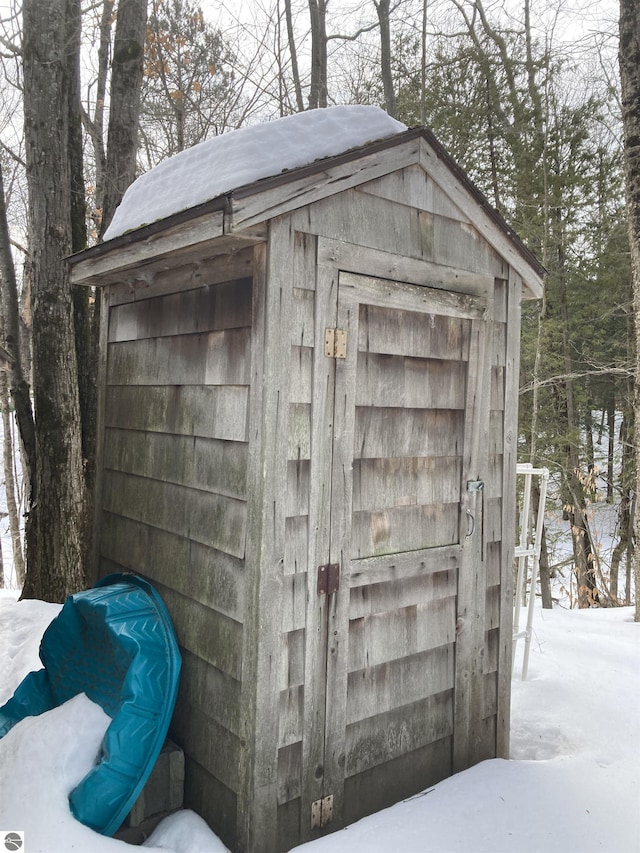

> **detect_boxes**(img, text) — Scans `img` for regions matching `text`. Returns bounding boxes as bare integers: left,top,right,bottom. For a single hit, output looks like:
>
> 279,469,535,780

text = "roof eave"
68,126,545,297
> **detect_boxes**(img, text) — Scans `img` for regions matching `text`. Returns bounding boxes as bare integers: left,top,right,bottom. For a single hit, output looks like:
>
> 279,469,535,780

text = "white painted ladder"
513,463,550,680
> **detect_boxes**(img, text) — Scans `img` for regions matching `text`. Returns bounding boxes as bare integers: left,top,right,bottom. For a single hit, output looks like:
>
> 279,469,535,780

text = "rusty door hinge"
324,328,347,359
317,563,340,595
311,794,334,829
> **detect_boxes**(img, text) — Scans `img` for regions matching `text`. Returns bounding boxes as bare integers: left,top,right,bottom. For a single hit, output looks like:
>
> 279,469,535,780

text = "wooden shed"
69,108,544,853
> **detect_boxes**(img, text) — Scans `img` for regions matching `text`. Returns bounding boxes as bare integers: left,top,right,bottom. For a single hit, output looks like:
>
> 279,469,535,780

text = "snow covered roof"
104,105,407,241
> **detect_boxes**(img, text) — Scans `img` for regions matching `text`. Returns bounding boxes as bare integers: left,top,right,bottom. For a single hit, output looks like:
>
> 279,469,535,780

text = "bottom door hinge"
317,563,340,595
311,794,334,829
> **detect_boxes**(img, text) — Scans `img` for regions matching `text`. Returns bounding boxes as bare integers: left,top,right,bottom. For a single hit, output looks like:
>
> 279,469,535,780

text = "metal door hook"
466,509,475,537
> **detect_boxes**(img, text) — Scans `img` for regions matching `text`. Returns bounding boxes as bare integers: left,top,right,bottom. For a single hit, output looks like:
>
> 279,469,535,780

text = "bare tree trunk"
67,0,94,490
0,372,25,586
308,0,327,109
610,406,633,603
21,0,88,602
100,0,148,237
285,0,304,112
559,251,598,607
420,0,427,125
619,0,640,622
0,162,36,487
374,0,396,118
607,400,615,502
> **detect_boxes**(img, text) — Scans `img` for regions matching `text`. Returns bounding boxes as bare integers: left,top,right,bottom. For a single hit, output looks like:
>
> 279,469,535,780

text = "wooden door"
304,270,491,837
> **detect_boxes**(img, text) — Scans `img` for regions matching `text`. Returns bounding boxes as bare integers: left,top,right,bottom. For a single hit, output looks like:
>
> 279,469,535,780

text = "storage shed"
69,106,545,853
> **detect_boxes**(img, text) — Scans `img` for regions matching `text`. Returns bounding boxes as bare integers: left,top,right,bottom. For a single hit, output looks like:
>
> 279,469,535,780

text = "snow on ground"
0,590,638,853
103,105,407,240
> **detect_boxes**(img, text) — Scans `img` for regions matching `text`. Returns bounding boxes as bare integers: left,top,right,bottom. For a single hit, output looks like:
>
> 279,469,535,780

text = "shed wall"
97,249,256,844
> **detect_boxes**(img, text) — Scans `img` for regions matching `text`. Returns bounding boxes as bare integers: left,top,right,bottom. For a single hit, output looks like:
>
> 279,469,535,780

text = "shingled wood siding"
98,261,254,841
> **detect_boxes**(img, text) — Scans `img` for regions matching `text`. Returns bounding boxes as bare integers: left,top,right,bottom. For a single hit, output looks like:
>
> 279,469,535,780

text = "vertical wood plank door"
311,270,490,837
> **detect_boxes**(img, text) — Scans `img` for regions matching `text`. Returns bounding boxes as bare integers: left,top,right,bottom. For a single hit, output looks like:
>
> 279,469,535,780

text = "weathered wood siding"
97,250,255,845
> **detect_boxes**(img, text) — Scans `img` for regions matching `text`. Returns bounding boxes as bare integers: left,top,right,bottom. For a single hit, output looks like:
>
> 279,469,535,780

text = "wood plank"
348,596,456,671
474,713,497,763
491,365,505,411
104,385,249,441
287,403,311,460
183,756,238,853
157,583,243,680
99,512,246,622
281,572,307,633
108,277,252,342
343,736,452,828
351,502,460,558
106,244,256,306
290,346,313,404
345,689,453,777
493,278,507,323
349,543,460,589
354,407,463,459
496,270,522,759
341,271,487,323
321,272,362,830
286,460,310,517
358,164,436,212
172,698,243,793
433,215,505,277
355,353,466,409
359,163,487,227
232,138,421,230
485,540,502,588
485,496,503,544
283,515,308,576
318,238,494,299
418,137,543,297
102,469,247,558
486,455,504,500
234,242,266,853
103,429,248,499
352,456,462,512
291,287,315,346
277,799,301,853
485,627,500,674
178,647,242,736
486,584,501,632
278,628,305,692
346,644,455,726
489,410,505,456
91,287,111,583
492,321,507,366
107,327,251,386
296,187,436,265
349,568,456,620
70,210,225,284
278,686,304,749
357,302,473,361
453,312,493,773
300,259,338,830
243,217,295,852
277,742,302,805
293,231,317,292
